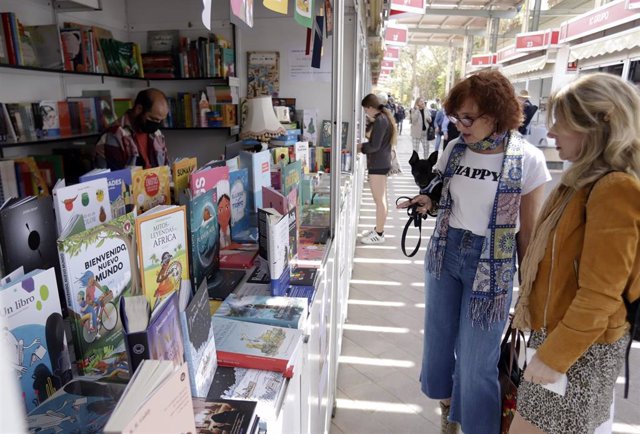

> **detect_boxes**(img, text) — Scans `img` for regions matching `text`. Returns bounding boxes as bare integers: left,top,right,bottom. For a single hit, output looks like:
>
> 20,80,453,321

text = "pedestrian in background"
410,97,431,158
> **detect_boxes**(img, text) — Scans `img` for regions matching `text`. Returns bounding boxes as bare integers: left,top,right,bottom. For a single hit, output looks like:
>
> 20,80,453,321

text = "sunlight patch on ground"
335,398,422,414
338,355,415,368
410,282,424,287
358,223,398,229
348,299,406,307
355,245,401,250
343,323,410,333
415,303,425,309
350,279,402,286
353,258,412,264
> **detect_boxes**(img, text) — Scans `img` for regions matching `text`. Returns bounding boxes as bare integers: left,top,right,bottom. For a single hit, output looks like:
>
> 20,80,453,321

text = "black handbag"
498,319,526,434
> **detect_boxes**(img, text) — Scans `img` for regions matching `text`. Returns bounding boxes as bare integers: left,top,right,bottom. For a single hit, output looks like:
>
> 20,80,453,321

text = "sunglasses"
448,114,485,128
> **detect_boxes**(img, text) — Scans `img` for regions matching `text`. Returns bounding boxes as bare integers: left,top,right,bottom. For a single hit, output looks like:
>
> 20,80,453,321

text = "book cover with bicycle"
57,212,137,377
135,205,190,313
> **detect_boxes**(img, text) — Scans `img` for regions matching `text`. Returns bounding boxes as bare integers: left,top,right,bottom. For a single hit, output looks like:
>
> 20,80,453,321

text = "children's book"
179,281,217,397
206,367,285,418
27,378,127,434
238,150,271,212
171,157,197,204
79,168,132,218
319,120,332,147
135,205,190,312
0,196,64,310
120,291,184,375
290,266,319,287
0,268,73,412
294,141,310,174
189,165,231,248
295,108,318,146
193,397,258,434
282,160,302,201
52,177,111,236
212,317,303,377
57,213,136,377
104,360,196,434
131,166,171,214
214,294,308,329
229,168,254,243
298,225,330,245
189,187,219,290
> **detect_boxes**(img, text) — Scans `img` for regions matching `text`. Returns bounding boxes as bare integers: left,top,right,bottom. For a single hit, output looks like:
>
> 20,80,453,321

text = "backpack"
426,109,436,140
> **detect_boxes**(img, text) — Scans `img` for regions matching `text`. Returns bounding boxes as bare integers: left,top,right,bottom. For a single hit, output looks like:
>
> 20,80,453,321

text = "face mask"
464,131,507,152
141,120,162,134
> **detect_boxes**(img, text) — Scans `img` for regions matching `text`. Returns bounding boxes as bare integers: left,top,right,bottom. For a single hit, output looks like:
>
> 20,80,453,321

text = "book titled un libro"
212,317,302,378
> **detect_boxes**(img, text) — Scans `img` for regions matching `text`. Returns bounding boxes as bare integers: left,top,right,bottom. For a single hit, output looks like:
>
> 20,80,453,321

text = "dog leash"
396,196,428,257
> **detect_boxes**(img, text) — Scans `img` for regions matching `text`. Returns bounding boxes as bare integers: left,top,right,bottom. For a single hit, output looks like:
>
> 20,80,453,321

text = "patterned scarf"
426,132,524,328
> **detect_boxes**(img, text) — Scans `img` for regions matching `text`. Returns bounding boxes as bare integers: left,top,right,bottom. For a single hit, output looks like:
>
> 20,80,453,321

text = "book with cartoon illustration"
212,317,303,377
171,157,198,205
120,291,184,375
189,187,219,291
229,167,255,243
214,294,308,329
52,177,112,236
27,377,127,433
0,267,73,412
135,205,190,312
131,166,171,214
179,282,217,397
79,168,133,218
57,213,136,377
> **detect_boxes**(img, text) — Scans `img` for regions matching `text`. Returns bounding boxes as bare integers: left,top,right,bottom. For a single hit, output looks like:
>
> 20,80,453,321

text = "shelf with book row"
0,63,239,85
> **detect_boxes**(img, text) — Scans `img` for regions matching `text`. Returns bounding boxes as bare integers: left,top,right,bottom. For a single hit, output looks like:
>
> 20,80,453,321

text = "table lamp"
240,96,286,144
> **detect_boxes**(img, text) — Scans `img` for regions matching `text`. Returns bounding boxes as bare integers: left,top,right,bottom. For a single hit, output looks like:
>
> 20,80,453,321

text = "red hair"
444,71,523,132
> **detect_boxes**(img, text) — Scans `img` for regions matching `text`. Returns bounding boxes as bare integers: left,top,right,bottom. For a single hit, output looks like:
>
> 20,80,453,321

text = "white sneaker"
360,230,385,244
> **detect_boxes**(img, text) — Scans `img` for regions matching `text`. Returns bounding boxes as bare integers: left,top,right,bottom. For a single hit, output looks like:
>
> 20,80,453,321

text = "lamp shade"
240,96,286,141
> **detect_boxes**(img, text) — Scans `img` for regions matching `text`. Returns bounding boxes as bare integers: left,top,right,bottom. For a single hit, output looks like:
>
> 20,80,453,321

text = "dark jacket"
362,113,392,171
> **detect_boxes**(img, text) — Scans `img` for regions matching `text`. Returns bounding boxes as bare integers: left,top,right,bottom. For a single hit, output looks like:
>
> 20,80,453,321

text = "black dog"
408,150,442,203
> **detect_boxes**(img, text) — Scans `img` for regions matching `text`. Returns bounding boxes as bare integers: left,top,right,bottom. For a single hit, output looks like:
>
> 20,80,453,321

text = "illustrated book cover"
229,167,254,243
27,378,127,434
0,267,73,412
189,186,219,290
214,294,308,329
52,177,111,236
120,291,184,375
207,366,285,418
131,166,171,214
135,205,190,312
179,281,218,397
212,317,303,377
57,213,136,377
171,157,197,204
238,149,271,212
80,168,133,218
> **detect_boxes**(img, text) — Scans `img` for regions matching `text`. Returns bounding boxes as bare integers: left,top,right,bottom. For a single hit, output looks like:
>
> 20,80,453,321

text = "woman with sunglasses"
398,70,551,434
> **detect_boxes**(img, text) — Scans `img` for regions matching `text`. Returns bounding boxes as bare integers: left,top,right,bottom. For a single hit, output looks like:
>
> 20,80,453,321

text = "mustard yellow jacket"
530,172,640,373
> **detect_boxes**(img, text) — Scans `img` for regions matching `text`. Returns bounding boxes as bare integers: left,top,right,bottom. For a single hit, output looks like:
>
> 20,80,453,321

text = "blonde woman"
358,93,397,244
410,97,431,158
511,73,640,434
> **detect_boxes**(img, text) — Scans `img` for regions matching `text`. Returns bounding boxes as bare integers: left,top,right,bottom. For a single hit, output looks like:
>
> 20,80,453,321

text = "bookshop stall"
0,0,371,433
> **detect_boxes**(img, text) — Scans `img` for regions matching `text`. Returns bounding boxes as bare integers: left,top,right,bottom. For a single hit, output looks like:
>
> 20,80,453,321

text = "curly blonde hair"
548,72,640,189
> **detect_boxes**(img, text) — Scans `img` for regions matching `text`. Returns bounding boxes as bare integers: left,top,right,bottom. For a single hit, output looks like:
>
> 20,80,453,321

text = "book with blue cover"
179,281,217,397
189,187,220,291
214,293,308,329
229,168,255,243
0,267,73,412
26,378,127,433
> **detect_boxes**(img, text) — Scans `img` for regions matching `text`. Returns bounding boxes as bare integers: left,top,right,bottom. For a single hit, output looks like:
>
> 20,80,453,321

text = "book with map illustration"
212,317,302,378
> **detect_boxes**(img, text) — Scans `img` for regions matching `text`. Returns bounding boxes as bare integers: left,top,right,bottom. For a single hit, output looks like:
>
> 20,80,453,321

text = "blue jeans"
421,227,511,434
434,133,442,152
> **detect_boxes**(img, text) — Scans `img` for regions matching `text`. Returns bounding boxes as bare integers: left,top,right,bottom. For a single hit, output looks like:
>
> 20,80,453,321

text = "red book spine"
1,13,16,64
216,350,293,378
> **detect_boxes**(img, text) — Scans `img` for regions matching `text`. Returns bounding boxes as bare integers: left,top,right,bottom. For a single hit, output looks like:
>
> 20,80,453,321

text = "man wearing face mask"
95,88,170,170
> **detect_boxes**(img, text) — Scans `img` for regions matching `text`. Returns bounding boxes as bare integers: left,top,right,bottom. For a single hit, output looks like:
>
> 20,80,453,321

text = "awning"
500,56,549,77
569,27,640,61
